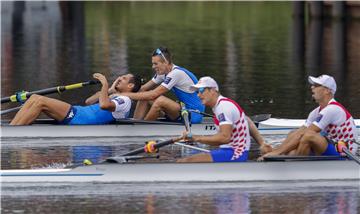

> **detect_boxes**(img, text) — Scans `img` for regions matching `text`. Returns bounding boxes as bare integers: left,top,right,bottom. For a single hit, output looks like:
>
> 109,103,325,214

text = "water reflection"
0,138,267,169
1,182,359,214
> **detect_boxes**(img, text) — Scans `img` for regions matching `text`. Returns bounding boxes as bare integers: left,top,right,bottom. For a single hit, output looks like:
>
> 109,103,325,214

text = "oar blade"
250,114,271,123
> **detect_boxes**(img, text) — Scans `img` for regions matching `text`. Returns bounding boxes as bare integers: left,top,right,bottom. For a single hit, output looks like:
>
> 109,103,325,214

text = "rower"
10,73,142,125
120,47,205,124
177,76,270,163
260,74,359,159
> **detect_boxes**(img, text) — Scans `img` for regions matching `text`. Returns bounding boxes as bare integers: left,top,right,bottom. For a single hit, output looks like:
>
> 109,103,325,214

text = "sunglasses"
154,48,168,63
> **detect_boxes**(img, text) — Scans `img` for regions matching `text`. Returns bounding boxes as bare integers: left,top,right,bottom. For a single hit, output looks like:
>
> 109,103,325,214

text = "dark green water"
2,1,360,119
1,2,359,214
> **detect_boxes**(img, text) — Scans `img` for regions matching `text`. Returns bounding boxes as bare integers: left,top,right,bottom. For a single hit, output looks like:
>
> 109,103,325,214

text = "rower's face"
197,88,213,106
152,56,168,75
311,84,329,102
116,74,133,91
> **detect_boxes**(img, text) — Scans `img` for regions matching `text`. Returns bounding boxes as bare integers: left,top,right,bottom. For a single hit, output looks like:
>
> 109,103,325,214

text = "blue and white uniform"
61,95,132,125
152,65,205,124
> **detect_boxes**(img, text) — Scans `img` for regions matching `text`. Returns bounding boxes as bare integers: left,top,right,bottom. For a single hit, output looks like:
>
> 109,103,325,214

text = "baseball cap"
308,75,337,94
190,76,219,92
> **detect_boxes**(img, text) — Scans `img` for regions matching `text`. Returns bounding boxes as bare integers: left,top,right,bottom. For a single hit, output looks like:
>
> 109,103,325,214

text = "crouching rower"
260,74,358,160
10,73,141,125
121,47,205,124
177,76,271,163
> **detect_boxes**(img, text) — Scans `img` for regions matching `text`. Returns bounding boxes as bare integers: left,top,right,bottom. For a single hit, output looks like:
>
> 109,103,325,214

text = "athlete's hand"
259,143,273,155
335,141,347,156
93,73,108,86
182,131,193,142
257,150,279,161
109,76,121,93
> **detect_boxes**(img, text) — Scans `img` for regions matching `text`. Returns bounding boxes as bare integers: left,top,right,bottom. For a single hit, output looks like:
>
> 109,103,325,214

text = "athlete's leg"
10,95,71,125
295,130,328,155
144,96,181,121
133,100,151,119
177,153,213,163
265,127,306,156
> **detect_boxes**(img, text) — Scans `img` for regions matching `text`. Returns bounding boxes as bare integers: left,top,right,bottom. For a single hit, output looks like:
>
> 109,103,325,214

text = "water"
1,182,359,213
1,1,360,213
1,136,283,169
1,2,360,119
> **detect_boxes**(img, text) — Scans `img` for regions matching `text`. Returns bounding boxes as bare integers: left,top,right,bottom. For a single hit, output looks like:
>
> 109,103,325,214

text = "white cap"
308,75,337,95
190,76,219,92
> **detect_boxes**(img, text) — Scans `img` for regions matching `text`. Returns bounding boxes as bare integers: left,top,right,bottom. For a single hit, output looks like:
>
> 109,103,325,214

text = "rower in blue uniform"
10,73,142,125
121,47,205,124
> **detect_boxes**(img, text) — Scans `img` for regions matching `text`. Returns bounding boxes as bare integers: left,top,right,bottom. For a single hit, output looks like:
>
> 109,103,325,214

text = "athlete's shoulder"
322,103,343,115
111,94,131,104
217,97,239,111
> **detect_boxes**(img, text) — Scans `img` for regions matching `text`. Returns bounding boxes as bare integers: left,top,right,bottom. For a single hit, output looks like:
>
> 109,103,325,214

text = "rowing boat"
1,159,358,183
1,118,360,138
258,118,360,135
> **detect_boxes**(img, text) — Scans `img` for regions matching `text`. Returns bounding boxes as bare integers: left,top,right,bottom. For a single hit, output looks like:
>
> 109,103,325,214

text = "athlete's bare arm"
183,124,232,146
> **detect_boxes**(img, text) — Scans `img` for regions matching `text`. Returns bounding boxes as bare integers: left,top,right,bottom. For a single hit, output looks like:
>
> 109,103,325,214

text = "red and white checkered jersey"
305,99,358,154
212,96,251,160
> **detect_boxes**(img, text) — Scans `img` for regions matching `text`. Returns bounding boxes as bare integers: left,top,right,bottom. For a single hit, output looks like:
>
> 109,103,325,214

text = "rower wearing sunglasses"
120,47,205,124
177,76,269,163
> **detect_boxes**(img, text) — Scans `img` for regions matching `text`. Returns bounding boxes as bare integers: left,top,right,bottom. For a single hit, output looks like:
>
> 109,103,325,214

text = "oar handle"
180,103,191,133
1,80,100,104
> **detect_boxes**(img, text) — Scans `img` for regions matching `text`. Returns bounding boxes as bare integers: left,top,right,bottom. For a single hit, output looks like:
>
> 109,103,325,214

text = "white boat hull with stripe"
1,118,359,138
1,160,359,183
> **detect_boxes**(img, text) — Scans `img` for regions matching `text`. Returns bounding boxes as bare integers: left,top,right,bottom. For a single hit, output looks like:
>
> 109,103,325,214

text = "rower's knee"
152,96,167,110
29,94,47,108
299,130,317,146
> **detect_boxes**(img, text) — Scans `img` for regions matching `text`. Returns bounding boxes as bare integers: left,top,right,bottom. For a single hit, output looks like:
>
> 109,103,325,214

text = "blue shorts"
60,104,114,125
211,148,249,162
321,140,341,156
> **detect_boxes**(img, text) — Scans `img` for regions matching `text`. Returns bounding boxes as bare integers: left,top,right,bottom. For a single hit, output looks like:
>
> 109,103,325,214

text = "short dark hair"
152,46,172,64
128,74,142,92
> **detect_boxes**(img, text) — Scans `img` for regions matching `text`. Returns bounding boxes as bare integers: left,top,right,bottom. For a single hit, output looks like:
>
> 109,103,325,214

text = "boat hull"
1,118,359,138
1,160,359,183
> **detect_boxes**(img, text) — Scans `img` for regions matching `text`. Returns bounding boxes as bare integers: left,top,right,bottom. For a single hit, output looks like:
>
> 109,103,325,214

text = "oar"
189,110,271,124
337,145,360,165
250,114,271,124
173,103,210,153
180,102,191,132
105,136,182,163
174,142,210,153
0,106,22,115
188,109,213,117
1,80,100,104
